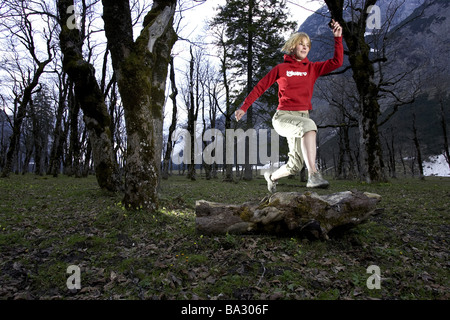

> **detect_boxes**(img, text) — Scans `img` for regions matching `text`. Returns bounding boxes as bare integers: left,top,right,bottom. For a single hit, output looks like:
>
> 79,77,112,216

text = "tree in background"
211,0,296,180
162,56,178,180
210,25,235,182
321,0,428,182
1,0,54,177
29,88,53,176
324,0,387,183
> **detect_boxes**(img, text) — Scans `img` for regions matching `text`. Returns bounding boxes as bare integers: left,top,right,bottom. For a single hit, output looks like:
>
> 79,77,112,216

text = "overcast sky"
175,0,324,43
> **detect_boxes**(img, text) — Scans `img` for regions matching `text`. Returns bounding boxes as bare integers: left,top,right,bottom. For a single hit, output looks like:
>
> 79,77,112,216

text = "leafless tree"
0,0,55,177
411,112,424,179
47,69,69,177
318,0,422,182
210,25,235,182
162,56,179,180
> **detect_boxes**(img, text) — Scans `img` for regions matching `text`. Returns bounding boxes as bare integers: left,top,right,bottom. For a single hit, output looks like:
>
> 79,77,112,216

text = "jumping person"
235,20,343,192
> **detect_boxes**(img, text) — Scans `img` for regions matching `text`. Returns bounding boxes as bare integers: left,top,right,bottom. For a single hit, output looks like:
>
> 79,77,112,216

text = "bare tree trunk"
325,0,386,183
384,128,397,179
48,73,69,177
102,0,177,211
243,0,254,181
29,99,44,176
162,57,178,180
412,112,424,180
66,90,81,177
82,139,92,177
22,133,33,175
337,127,346,179
58,0,121,191
439,97,450,170
0,111,7,170
186,46,198,181
399,146,407,177
214,27,234,182
206,68,220,180
201,90,212,181
335,119,354,179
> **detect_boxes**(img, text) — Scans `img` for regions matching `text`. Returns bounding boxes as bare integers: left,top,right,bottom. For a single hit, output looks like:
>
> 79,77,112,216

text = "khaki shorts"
272,110,318,175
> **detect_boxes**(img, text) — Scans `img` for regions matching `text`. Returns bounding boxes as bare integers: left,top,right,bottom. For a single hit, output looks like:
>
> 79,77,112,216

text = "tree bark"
412,112,424,179
66,90,81,177
196,190,382,240
243,0,254,181
58,0,121,191
186,46,199,181
214,26,234,182
324,0,386,183
48,72,69,177
29,98,44,175
162,56,178,180
439,97,450,171
102,0,177,211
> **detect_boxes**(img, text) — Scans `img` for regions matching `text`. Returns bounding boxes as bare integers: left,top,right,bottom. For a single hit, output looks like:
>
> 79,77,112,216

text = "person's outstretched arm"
235,66,279,121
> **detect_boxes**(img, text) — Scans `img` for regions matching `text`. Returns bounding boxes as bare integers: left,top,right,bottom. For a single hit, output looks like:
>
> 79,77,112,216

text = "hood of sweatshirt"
283,54,310,65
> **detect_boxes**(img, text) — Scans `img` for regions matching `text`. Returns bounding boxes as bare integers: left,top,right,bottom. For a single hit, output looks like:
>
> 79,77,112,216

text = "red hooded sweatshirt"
240,36,344,112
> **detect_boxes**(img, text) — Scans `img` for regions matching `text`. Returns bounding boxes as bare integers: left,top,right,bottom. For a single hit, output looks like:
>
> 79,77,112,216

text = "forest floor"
0,173,449,301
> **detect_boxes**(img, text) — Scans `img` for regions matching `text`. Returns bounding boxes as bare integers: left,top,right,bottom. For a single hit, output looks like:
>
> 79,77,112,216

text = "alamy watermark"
66,265,81,290
171,122,279,166
366,265,381,289
66,5,81,30
64,5,383,31
366,5,382,30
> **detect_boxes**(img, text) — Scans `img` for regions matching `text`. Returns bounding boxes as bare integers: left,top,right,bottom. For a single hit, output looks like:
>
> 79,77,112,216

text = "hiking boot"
306,172,329,189
264,172,277,193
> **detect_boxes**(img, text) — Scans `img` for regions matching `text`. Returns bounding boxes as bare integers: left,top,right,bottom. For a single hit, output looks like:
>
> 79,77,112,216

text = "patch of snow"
423,153,450,177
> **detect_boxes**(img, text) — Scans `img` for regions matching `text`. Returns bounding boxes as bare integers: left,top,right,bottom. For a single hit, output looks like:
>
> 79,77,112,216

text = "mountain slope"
297,0,450,171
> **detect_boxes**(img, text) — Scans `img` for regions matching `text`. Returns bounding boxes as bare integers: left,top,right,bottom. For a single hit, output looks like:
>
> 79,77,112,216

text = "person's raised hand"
331,19,342,37
235,109,245,122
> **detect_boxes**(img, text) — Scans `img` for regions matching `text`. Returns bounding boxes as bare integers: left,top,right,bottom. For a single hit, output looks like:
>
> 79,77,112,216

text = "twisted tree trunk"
58,0,121,191
102,0,177,211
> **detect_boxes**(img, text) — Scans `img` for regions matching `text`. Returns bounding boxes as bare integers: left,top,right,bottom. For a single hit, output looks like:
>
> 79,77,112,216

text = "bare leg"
264,164,290,193
270,164,290,181
301,130,318,176
301,130,329,188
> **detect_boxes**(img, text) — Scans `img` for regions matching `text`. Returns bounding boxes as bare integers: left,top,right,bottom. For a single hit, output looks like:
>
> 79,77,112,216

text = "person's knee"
302,120,318,136
302,129,317,139
286,161,303,174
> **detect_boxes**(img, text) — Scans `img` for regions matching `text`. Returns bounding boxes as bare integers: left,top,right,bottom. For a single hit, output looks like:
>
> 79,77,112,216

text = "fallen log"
195,190,382,239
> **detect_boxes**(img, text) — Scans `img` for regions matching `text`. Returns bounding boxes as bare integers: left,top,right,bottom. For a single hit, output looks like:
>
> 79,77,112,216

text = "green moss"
257,198,280,210
239,206,252,221
294,199,313,215
118,52,152,112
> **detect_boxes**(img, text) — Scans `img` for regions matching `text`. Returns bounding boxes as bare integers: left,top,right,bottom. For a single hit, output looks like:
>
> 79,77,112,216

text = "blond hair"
281,32,311,54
